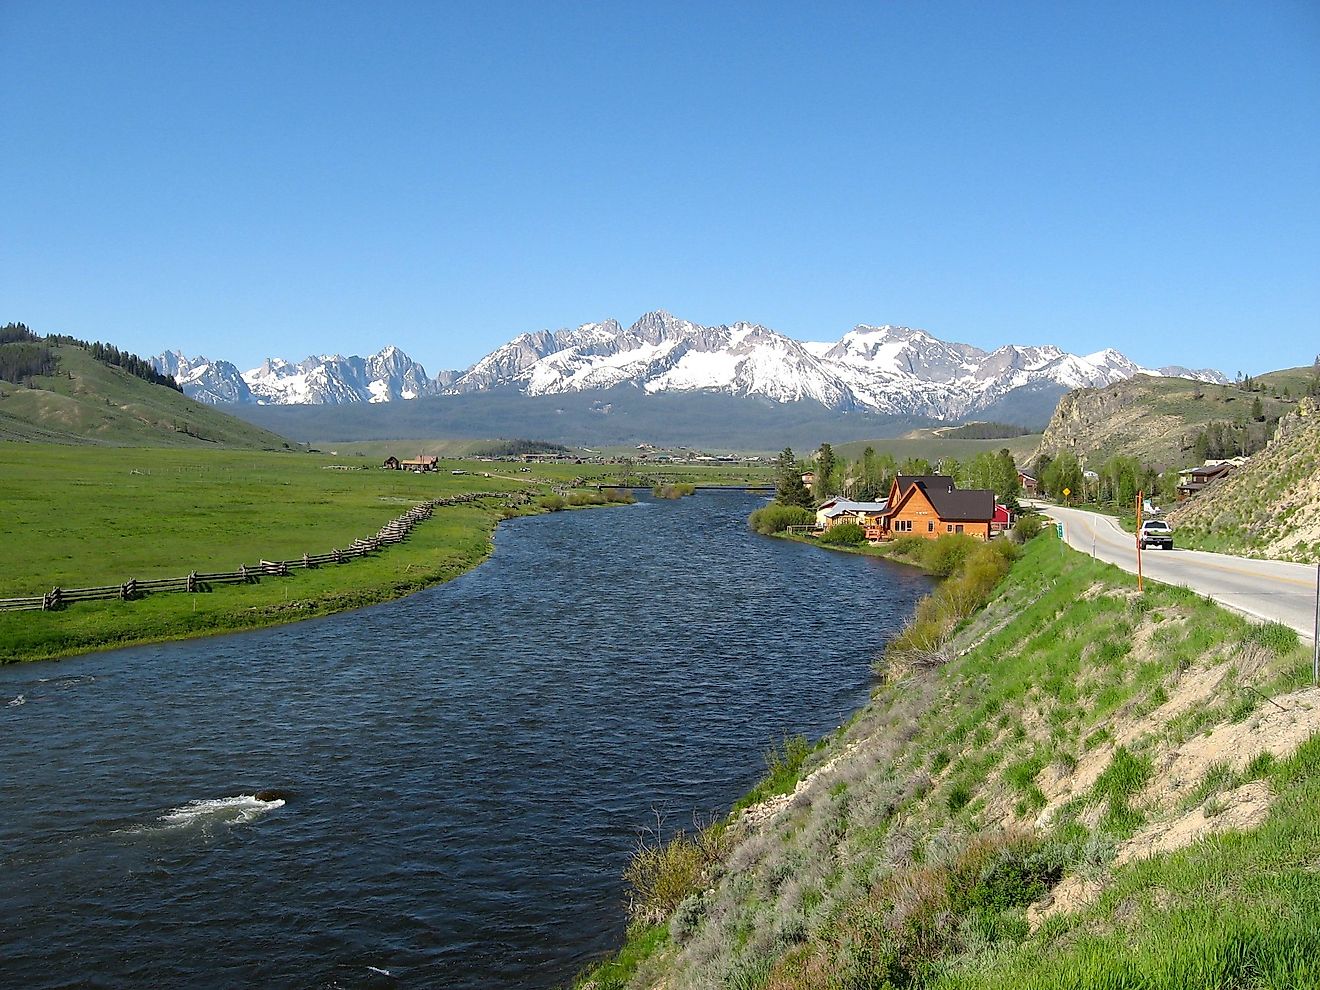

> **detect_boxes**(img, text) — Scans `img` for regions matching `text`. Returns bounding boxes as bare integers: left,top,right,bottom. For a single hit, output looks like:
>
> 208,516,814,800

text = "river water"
0,491,931,989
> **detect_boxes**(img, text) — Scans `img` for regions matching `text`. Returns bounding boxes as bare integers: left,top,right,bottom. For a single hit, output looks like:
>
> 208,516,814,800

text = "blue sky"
3,1,1317,376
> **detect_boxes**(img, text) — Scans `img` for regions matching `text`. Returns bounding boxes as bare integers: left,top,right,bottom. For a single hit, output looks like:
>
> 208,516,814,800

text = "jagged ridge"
154,311,1226,419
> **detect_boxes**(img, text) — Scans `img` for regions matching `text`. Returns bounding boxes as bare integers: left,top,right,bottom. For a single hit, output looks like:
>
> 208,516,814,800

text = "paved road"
1034,503,1319,641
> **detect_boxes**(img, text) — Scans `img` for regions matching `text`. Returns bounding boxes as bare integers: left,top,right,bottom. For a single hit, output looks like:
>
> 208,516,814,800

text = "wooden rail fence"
0,491,528,613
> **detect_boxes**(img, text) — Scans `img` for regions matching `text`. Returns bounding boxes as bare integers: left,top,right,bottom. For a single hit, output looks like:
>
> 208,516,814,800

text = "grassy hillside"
0,341,289,448
1169,400,1320,562
1037,374,1295,470
1258,362,1320,401
581,533,1319,989
834,428,1042,465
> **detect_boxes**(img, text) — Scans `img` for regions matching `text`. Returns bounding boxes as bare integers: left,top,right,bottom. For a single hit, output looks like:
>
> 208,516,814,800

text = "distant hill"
1036,374,1296,471
833,429,1042,466
1169,399,1320,562
0,328,291,449
223,386,938,452
1257,361,1320,401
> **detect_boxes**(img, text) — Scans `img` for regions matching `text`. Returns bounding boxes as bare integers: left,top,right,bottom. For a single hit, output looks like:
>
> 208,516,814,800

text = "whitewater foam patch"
119,795,286,835
7,694,25,707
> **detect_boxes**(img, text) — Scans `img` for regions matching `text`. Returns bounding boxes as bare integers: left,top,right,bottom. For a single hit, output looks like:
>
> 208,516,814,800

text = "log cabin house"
875,475,997,541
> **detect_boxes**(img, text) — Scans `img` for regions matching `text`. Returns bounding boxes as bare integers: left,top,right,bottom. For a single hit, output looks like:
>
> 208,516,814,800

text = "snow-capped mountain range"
153,312,1226,421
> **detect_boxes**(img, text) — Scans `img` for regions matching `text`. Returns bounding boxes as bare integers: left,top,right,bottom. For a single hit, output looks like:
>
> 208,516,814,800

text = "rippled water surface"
0,492,931,988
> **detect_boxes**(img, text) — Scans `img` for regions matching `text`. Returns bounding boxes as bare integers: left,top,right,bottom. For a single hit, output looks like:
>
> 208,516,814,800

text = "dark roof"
915,479,996,522
894,474,954,495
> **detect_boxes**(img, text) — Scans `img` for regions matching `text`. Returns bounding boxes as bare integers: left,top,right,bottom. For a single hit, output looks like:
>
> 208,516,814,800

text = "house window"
895,519,912,533
946,524,953,532
955,524,964,533
927,521,934,532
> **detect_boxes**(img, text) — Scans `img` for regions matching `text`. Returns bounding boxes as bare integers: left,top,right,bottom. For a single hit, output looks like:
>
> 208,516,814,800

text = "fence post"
187,571,198,593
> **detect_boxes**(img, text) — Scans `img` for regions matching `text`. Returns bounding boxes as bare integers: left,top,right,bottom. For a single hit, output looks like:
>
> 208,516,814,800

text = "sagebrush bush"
538,494,566,511
653,483,696,499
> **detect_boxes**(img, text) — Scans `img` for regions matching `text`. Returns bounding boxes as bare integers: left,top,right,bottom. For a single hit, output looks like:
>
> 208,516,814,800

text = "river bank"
577,531,1320,988
0,444,643,664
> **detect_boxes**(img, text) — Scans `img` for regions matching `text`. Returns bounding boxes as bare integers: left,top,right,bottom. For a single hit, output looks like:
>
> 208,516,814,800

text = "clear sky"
3,1,1317,377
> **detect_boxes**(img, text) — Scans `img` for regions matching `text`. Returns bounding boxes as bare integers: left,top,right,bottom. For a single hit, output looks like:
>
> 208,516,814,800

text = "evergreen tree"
774,448,814,508
812,443,837,502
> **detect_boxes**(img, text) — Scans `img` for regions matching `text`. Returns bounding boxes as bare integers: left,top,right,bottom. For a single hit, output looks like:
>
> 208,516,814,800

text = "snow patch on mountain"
155,312,1225,417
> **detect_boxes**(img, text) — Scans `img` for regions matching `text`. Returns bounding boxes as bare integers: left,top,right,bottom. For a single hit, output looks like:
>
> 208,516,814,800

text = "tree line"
44,332,183,392
772,443,1023,509
0,323,58,385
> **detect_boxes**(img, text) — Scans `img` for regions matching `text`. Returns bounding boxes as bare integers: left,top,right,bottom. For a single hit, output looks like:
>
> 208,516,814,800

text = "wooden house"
991,503,1013,534
383,456,401,470
1176,461,1235,499
1018,471,1038,498
879,475,996,540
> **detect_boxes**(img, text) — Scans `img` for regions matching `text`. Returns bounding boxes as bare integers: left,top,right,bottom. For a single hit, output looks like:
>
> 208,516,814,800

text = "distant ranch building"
400,456,439,472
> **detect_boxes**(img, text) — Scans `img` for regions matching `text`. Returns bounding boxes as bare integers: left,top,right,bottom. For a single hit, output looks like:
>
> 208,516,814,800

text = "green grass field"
0,444,553,662
315,444,777,488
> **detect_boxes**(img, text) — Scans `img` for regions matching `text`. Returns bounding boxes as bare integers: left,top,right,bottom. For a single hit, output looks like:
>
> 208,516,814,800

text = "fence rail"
1,491,529,613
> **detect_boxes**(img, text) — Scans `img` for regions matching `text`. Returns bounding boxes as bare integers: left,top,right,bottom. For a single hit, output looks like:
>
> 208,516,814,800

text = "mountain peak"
156,314,1223,417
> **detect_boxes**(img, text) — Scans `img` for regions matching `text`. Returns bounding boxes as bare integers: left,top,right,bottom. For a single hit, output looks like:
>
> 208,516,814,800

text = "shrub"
624,818,729,924
600,487,637,504
819,522,867,546
538,494,566,511
652,483,696,499
925,534,977,577
880,540,1013,679
748,504,815,535
1011,513,1044,543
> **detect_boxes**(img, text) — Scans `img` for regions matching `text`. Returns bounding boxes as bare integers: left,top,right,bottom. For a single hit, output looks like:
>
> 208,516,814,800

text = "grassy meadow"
0,444,550,662
580,532,1320,989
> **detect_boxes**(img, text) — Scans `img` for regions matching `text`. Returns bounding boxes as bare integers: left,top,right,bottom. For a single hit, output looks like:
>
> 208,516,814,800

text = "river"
0,491,932,989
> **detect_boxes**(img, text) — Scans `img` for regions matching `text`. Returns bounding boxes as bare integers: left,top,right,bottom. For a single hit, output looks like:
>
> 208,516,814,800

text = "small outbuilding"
401,455,439,473
383,456,401,470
